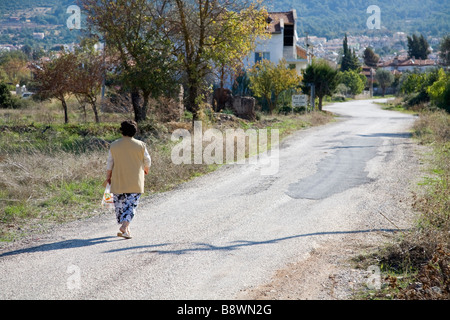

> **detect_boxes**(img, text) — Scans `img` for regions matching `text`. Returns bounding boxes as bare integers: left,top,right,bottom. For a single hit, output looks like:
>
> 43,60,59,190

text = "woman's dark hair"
120,120,137,137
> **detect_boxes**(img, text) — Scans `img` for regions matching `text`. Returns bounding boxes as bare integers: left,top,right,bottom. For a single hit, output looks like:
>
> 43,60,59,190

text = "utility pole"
305,33,314,66
305,34,314,112
306,83,315,112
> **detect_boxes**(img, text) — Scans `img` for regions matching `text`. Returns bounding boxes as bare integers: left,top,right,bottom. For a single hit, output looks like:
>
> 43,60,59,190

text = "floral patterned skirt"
113,193,141,224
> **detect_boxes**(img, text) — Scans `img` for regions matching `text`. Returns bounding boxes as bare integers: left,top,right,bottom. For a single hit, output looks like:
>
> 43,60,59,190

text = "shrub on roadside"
361,110,450,300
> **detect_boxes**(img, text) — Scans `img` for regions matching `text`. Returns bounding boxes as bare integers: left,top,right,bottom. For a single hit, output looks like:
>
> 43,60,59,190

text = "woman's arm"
105,150,114,185
144,146,151,175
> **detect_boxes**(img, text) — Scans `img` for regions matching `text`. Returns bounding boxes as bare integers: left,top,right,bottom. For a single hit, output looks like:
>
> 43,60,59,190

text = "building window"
255,52,270,63
284,24,294,46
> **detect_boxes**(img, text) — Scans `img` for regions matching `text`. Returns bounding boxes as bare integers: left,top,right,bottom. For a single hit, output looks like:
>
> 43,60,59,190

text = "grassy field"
0,98,334,242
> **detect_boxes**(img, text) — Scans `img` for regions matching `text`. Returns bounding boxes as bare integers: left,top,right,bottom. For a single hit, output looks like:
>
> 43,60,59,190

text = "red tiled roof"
378,57,436,68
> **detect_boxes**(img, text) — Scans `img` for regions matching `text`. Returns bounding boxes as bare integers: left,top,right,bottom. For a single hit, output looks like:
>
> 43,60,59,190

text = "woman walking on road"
105,120,151,239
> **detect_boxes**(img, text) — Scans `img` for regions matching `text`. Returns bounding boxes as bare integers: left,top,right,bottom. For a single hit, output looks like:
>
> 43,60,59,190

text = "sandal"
117,232,132,239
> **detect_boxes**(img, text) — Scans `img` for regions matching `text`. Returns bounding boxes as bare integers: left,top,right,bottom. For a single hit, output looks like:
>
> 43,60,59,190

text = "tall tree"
80,0,179,122
338,69,366,96
375,69,394,97
363,47,380,68
301,59,338,111
0,82,14,108
407,34,431,60
340,34,360,71
439,34,450,66
167,0,268,120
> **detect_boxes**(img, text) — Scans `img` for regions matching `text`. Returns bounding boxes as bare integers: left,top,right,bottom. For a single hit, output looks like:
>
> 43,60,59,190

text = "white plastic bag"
102,183,115,210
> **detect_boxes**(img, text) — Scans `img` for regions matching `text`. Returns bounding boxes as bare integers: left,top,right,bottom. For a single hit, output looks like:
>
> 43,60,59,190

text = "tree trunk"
142,91,150,122
89,97,100,123
318,96,323,111
131,89,147,122
265,94,273,114
60,96,69,124
187,82,200,121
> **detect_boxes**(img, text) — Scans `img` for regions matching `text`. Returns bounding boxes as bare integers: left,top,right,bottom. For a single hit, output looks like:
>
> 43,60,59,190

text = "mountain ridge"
265,0,449,38
0,0,448,47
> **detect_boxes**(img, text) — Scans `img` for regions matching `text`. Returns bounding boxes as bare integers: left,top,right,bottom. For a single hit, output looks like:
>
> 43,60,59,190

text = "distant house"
378,56,437,72
361,65,375,86
246,10,309,75
33,32,45,40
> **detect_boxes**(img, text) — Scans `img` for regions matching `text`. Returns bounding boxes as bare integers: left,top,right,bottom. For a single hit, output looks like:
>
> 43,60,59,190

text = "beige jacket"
107,137,151,194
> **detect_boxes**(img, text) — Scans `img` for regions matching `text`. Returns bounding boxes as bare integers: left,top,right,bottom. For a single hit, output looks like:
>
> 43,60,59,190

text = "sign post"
291,94,308,113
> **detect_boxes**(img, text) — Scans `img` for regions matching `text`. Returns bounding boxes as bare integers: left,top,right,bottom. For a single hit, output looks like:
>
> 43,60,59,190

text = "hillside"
265,0,450,38
0,0,80,47
0,0,448,47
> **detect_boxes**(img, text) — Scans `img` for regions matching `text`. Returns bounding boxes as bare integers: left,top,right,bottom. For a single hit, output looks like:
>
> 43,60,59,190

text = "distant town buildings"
377,56,438,72
297,32,442,68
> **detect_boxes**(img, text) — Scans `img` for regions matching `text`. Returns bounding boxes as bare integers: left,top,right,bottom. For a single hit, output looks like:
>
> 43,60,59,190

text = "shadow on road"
104,228,405,255
0,236,117,258
0,228,406,258
358,132,412,139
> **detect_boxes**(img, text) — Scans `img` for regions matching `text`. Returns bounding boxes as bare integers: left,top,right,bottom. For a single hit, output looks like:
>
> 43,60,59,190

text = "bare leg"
120,221,129,234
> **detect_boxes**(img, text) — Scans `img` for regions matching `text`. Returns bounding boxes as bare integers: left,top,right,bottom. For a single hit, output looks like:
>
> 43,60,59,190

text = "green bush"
0,82,13,108
427,69,450,113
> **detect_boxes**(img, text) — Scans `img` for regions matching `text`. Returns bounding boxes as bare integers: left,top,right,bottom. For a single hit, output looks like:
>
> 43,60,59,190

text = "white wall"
245,33,284,68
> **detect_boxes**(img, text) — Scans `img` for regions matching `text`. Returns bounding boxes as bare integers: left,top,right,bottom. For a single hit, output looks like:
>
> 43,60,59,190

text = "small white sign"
292,95,307,107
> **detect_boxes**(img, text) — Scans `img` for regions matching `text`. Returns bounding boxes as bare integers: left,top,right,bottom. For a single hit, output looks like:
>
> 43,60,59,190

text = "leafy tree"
427,68,450,112
338,70,366,96
400,69,440,97
20,45,33,59
214,6,270,90
0,82,13,108
71,46,106,123
166,0,268,120
248,59,301,113
30,52,78,124
0,51,30,85
439,34,450,66
363,47,380,68
407,34,431,59
81,0,179,122
375,69,394,97
301,59,338,111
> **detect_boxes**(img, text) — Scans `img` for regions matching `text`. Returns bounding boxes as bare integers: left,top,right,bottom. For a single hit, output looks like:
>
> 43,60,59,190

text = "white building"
246,10,309,75
33,32,45,40
378,56,438,72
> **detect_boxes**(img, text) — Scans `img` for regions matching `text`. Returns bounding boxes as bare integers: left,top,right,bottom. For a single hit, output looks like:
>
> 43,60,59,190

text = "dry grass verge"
355,110,449,300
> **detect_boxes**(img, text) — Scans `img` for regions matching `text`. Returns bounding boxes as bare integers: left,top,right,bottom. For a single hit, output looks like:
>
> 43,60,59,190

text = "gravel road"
0,99,422,300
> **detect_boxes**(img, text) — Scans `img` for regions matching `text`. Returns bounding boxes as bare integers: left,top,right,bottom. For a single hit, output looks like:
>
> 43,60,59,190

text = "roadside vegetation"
355,68,450,300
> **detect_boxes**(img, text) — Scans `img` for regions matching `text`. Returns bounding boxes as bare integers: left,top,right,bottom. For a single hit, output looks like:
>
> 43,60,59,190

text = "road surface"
0,99,419,299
